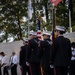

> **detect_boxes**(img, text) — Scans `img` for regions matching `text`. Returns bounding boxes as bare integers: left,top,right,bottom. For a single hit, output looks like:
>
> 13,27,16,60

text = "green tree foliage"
56,0,75,31
0,0,28,42
56,3,69,28
0,0,75,43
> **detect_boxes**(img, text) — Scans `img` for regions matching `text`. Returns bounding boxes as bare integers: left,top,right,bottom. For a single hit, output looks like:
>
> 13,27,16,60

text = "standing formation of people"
0,26,75,75
19,26,73,75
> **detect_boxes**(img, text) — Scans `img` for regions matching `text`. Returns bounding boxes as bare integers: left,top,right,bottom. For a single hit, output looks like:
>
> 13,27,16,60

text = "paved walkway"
1,65,21,75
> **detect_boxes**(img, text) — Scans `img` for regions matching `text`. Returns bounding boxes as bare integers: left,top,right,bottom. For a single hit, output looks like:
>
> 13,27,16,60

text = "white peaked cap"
42,31,51,36
56,26,66,32
29,31,37,36
23,38,29,42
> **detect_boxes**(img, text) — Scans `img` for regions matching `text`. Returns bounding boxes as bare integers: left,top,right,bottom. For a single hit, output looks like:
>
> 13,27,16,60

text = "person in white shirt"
0,52,3,75
10,51,18,75
1,52,9,75
70,42,75,75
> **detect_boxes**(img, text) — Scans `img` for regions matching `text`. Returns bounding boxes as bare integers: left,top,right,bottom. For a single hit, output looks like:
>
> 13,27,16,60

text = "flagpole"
52,4,56,42
28,0,32,38
28,19,30,38
50,0,63,38
69,9,72,33
28,0,30,38
37,10,42,40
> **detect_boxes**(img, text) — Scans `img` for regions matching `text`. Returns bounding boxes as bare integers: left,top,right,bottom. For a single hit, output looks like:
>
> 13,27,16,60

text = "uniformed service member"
19,39,30,75
27,31,41,75
51,26,72,75
39,31,53,75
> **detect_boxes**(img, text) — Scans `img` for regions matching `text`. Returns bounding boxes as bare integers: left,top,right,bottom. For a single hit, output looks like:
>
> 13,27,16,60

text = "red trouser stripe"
29,65,32,75
54,67,56,75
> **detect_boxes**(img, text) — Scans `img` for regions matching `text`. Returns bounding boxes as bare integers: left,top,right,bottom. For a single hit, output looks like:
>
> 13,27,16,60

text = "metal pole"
28,0,32,38
69,9,72,33
37,11,42,40
52,5,56,41
28,19,30,38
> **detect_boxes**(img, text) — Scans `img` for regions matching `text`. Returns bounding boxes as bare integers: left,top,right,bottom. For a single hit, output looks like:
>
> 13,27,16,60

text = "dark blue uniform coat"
27,38,40,63
40,39,52,69
51,36,72,66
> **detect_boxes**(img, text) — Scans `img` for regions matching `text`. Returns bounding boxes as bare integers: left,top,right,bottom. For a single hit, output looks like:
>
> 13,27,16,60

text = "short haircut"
0,52,5,55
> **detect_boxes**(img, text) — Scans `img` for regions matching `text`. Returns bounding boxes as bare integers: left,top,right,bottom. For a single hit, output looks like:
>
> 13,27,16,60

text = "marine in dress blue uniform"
27,31,41,75
19,39,30,75
51,26,72,75
39,31,53,75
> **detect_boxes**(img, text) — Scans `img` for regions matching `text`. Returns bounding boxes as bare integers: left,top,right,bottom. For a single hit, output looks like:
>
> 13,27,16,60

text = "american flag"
37,16,42,40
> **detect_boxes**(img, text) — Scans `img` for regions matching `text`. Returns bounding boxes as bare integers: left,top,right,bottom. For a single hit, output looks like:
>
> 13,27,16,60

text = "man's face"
29,34,34,39
23,41,26,45
42,34,47,40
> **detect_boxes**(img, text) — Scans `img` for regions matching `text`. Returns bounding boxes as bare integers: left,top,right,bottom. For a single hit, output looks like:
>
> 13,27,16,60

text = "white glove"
50,65,54,68
26,62,29,66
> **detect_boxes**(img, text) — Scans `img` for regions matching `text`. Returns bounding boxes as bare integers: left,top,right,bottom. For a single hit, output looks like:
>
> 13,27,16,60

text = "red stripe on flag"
50,0,62,6
37,30,41,40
